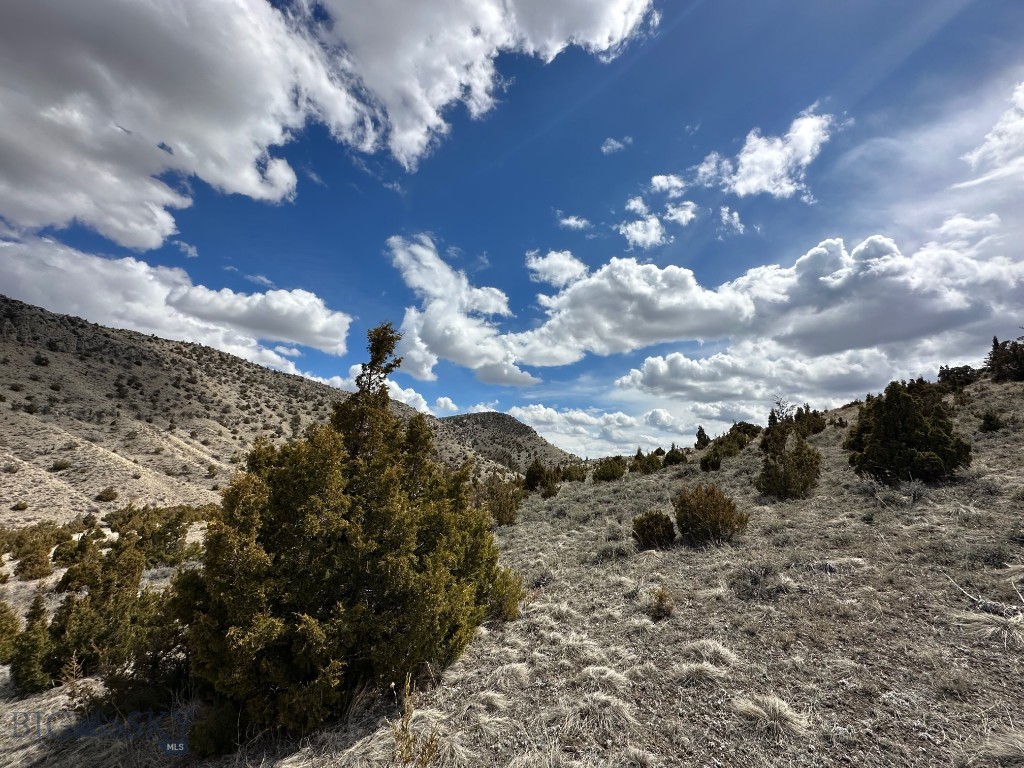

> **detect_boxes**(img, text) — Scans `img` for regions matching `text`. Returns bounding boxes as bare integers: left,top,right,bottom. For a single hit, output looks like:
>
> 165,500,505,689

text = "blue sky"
2,0,1023,456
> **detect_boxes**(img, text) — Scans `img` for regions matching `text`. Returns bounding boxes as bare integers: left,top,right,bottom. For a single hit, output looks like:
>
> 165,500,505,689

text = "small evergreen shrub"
844,379,971,484
32,352,50,366
979,410,1005,432
755,435,821,499
524,458,549,492
663,443,687,466
14,543,54,581
629,450,662,475
50,459,72,472
938,364,981,391
672,483,748,544
0,600,20,663
699,449,722,472
11,500,28,511
986,335,1024,381
593,456,627,482
694,426,711,450
631,510,676,550
481,474,525,526
646,586,674,621
95,486,119,502
10,594,54,694
558,462,587,482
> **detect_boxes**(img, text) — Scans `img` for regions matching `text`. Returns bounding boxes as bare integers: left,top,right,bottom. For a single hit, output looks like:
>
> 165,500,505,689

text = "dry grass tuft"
670,661,728,685
562,692,638,740
491,662,532,691
955,611,1024,650
730,694,811,739
679,639,740,666
613,745,662,767
979,730,1024,766
581,665,631,691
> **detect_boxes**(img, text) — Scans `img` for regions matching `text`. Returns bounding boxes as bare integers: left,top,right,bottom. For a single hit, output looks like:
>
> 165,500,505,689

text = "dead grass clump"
728,563,798,600
491,662,532,691
614,745,661,767
562,692,638,740
671,661,728,685
979,730,1024,766
731,694,811,739
581,665,630,691
679,639,740,666
955,611,1024,650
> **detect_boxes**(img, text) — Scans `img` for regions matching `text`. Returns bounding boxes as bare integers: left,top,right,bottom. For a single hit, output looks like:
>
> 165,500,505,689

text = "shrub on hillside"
629,449,662,475
10,594,54,694
694,426,711,450
986,335,1024,382
755,399,823,499
844,379,971,484
663,443,687,466
558,462,587,483
672,483,748,544
699,449,722,472
0,599,20,663
938,364,981,391
174,324,522,754
481,473,525,526
14,542,53,581
631,510,676,550
593,456,627,482
979,410,1005,433
524,458,550,492
95,486,119,502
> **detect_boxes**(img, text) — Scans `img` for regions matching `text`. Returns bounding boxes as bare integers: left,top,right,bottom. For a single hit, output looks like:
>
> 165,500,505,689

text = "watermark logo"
10,710,189,756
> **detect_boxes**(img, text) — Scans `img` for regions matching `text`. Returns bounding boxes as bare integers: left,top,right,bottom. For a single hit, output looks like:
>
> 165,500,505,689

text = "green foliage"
11,594,55,694
14,541,54,581
979,410,1005,433
178,323,519,754
631,510,675,550
986,335,1024,382
844,379,971,484
694,426,711,450
0,599,20,663
662,443,687,466
524,458,548,492
50,459,71,472
646,586,674,621
480,473,525,526
672,483,748,544
104,504,208,567
754,399,823,499
558,462,587,483
592,456,627,482
94,486,119,502
755,434,822,499
938,364,981,391
699,449,721,472
629,450,662,475
32,352,50,366
11,500,28,511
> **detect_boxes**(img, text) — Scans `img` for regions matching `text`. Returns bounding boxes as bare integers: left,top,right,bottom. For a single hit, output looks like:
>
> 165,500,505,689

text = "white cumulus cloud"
558,214,592,230
601,136,633,154
0,235,353,367
650,174,686,197
526,250,589,288
664,201,698,226
0,0,657,249
617,215,669,249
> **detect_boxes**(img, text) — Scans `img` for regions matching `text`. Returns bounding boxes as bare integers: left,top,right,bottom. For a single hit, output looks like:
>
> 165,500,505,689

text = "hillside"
437,411,577,473
1,362,1021,766
0,295,573,523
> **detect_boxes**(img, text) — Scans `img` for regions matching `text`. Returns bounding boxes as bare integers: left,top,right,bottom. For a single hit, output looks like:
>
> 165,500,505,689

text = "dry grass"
730,694,811,739
955,611,1024,650
979,730,1024,766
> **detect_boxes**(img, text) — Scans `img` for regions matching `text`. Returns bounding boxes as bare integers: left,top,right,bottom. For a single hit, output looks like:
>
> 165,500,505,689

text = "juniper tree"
176,323,522,754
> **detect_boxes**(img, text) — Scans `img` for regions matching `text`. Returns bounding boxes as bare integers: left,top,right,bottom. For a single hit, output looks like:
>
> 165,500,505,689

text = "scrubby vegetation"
755,400,823,499
629,448,662,475
631,510,675,550
844,379,971,484
986,334,1024,381
174,324,522,754
593,455,627,482
671,482,748,544
478,473,526,526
